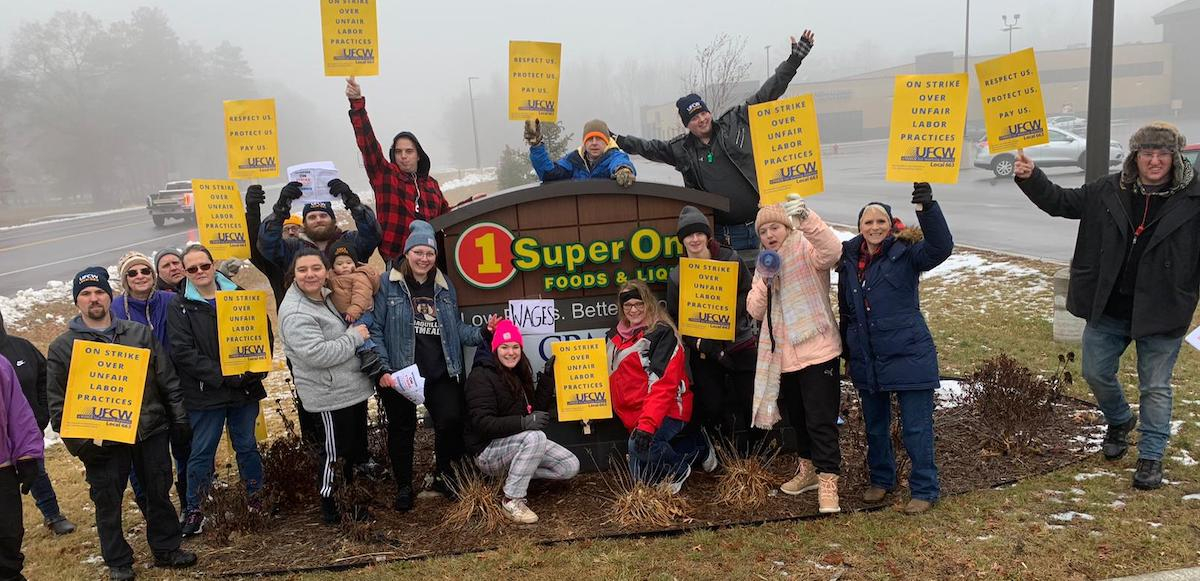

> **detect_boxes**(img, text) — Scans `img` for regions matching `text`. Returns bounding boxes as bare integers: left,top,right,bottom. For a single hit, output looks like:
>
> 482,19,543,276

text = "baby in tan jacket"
328,243,381,352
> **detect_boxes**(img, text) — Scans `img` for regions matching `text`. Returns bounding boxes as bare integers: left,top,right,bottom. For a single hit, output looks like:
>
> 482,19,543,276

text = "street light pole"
467,76,481,170
1085,0,1115,183
963,0,970,73
1001,14,1022,53
764,45,771,79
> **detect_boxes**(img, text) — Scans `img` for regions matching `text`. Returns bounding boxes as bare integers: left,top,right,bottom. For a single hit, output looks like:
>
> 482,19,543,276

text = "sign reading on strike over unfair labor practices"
193,179,250,260
509,41,562,122
678,258,738,341
552,338,612,422
975,48,1049,154
60,341,149,444
216,291,273,375
224,99,279,180
321,0,379,76
886,74,970,184
748,94,824,204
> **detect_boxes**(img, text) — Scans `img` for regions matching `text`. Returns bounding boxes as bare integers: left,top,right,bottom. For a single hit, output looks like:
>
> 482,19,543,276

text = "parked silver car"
974,127,1123,178
1047,115,1089,134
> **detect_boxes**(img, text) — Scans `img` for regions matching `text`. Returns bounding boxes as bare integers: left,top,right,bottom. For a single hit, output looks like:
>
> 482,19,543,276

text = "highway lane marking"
0,219,153,253
0,231,186,278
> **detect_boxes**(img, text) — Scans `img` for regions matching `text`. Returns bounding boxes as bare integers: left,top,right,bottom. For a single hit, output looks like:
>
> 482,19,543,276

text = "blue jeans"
185,402,264,512
29,459,61,520
627,417,704,484
715,222,758,251
1082,314,1182,461
859,389,939,502
349,311,377,351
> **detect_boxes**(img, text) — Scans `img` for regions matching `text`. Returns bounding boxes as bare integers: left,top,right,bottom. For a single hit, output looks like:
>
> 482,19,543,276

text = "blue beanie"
302,201,336,222
676,93,709,126
72,266,113,303
404,220,437,255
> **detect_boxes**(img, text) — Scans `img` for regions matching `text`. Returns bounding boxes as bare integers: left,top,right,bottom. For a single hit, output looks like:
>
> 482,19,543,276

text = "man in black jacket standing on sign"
615,31,816,250
1014,122,1200,491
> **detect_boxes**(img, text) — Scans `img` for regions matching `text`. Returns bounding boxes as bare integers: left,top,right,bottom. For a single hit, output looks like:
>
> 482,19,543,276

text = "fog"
0,0,1181,207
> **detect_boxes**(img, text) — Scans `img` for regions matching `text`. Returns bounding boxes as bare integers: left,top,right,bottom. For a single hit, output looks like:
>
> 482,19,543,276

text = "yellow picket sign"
552,338,612,422
509,41,562,122
975,48,1049,154
886,74,970,184
224,99,279,180
678,258,738,341
320,0,379,76
193,179,250,260
216,290,272,375
748,94,824,205
60,341,149,444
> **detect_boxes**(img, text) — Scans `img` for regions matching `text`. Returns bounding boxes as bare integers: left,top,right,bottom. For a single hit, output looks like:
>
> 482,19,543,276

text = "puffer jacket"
530,140,636,182
1,356,42,468
837,202,953,392
463,356,554,456
606,322,692,434
46,317,188,456
278,284,373,413
666,240,756,369
328,264,380,320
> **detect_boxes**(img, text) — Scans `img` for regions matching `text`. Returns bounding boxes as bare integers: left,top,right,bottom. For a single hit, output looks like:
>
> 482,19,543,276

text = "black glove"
245,184,266,206
631,428,653,455
75,441,111,464
275,181,304,214
696,338,725,360
170,422,193,452
521,411,549,431
791,36,814,60
328,179,363,210
911,182,934,207
14,459,39,495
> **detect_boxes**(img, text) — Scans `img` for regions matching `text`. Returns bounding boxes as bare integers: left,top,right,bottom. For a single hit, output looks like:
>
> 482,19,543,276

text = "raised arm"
1015,153,1092,219
745,31,814,107
345,77,393,185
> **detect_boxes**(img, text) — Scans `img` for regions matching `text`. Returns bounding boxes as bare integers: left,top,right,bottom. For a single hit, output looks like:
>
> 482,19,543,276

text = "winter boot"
1102,415,1137,461
817,473,841,514
45,514,76,535
780,459,819,495
862,486,889,503
904,498,934,514
320,496,340,524
153,549,198,568
393,487,414,512
1132,458,1163,490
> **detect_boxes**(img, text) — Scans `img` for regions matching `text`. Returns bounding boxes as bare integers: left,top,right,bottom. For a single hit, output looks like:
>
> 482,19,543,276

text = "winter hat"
404,220,437,255
302,201,336,222
118,252,155,283
676,205,713,240
755,204,791,233
491,320,524,353
1122,121,1190,190
857,202,906,233
676,93,709,126
330,239,357,264
153,248,182,271
283,214,304,228
582,119,611,144
72,266,113,303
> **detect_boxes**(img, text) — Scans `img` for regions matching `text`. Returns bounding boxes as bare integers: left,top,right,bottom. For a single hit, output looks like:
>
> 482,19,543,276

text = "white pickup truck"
146,180,195,227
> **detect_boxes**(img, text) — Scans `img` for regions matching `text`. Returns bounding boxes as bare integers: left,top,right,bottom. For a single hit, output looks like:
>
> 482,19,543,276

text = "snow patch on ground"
936,379,967,409
0,280,71,325
43,426,61,449
1182,494,1200,501
1049,511,1095,522
1171,449,1197,467
925,252,1043,284
0,206,141,232
1171,420,1185,435
440,168,497,192
1074,470,1118,481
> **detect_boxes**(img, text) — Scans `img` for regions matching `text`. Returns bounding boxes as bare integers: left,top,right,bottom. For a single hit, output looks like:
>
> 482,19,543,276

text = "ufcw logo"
81,407,133,427
334,48,375,63
769,162,819,185
239,157,276,170
78,273,101,284
688,312,731,326
999,119,1044,141
214,232,247,244
518,100,556,114
231,345,266,359
569,392,607,405
902,146,957,163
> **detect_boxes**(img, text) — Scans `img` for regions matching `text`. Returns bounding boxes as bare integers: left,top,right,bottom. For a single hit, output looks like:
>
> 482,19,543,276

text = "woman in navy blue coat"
836,183,953,514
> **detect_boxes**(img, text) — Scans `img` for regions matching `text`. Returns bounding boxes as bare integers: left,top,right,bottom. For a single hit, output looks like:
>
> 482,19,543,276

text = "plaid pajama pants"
475,430,579,499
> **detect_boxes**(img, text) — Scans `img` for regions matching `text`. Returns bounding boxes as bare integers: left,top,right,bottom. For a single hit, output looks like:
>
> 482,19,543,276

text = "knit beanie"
302,201,337,222
754,204,790,233
73,266,113,303
330,239,357,264
677,205,713,240
284,214,304,228
491,320,524,353
1122,121,1189,189
118,251,155,283
582,119,611,144
404,220,437,255
153,248,182,271
856,202,906,233
676,93,709,126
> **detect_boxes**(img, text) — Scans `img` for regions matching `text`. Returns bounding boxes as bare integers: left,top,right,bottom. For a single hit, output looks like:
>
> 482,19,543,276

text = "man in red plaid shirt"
345,76,451,263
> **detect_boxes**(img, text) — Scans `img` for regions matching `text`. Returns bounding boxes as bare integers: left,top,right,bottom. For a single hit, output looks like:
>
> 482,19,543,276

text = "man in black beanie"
616,31,816,250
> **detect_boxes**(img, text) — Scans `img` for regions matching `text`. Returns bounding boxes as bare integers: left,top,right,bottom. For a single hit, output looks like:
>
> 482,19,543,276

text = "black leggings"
779,357,841,474
378,376,466,492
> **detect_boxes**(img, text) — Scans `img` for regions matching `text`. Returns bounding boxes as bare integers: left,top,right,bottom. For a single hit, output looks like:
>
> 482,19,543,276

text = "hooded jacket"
530,140,636,182
606,322,692,434
0,320,49,430
46,317,188,456
348,97,451,262
1,356,42,468
277,284,374,413
463,356,554,456
666,240,756,369
111,290,176,354
166,274,270,411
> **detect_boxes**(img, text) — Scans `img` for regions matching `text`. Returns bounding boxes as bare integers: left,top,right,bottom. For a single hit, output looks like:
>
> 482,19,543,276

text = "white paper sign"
286,161,339,212
390,364,426,405
506,299,557,336
1185,325,1200,352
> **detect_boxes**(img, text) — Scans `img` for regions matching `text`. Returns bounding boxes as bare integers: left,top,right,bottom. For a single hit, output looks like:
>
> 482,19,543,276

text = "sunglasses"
185,263,213,274
125,267,154,278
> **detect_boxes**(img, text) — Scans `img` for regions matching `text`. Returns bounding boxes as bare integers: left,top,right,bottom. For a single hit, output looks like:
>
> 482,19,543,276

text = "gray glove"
782,193,810,223
521,410,549,431
524,119,542,147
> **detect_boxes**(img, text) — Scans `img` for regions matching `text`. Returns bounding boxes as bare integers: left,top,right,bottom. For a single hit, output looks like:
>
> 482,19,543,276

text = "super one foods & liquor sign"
431,180,729,364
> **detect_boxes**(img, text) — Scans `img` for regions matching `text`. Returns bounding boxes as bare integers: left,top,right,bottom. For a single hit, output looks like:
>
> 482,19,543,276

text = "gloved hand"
614,167,636,188
275,181,304,213
170,422,193,452
524,119,542,147
329,179,362,210
631,428,653,455
911,182,934,208
791,30,815,60
14,459,39,495
521,411,550,431
696,338,725,360
245,185,266,206
75,441,111,464
782,193,809,222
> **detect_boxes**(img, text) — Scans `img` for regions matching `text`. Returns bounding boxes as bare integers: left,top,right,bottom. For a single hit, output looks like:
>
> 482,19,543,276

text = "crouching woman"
465,321,579,524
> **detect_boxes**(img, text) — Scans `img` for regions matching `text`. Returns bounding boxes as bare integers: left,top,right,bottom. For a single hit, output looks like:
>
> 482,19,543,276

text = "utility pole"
467,76,481,170
963,0,971,73
1002,14,1022,53
1086,0,1115,182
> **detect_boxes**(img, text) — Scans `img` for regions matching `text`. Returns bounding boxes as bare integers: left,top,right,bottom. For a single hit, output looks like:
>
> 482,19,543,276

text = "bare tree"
682,34,752,116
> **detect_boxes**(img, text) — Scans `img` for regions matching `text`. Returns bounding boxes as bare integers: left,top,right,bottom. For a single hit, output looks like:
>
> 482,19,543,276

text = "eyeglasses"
1137,150,1174,161
125,267,153,278
409,250,436,259
185,263,213,274
622,301,646,312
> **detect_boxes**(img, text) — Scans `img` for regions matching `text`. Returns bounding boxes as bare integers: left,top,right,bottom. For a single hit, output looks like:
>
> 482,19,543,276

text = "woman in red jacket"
606,280,698,493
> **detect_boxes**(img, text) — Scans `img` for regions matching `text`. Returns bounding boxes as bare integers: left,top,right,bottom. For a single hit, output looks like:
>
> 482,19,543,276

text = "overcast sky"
1,0,1183,171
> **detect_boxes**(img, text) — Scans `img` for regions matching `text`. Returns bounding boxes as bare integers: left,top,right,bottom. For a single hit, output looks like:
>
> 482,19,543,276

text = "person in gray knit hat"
1013,121,1200,491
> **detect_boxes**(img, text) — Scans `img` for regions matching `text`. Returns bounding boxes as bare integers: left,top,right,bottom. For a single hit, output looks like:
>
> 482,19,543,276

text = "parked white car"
1047,115,1089,134
974,127,1123,178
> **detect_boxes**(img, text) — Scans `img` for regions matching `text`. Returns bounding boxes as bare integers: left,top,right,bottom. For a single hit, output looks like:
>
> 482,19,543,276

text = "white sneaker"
668,465,693,495
700,432,718,473
501,497,539,524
